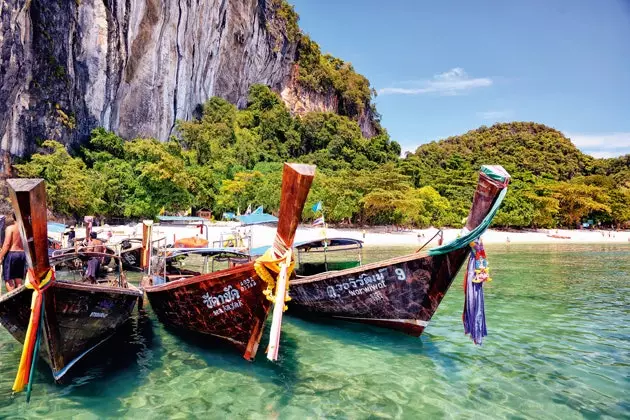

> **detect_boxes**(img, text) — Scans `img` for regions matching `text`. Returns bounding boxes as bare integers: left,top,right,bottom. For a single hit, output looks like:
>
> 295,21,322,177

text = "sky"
289,0,630,158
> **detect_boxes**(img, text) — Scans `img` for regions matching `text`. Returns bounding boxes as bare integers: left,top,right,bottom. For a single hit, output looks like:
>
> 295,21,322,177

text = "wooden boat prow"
288,165,510,336
144,163,316,360
0,178,143,381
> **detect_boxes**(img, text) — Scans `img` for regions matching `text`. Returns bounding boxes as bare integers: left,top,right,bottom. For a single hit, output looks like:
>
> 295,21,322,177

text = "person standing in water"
0,214,27,291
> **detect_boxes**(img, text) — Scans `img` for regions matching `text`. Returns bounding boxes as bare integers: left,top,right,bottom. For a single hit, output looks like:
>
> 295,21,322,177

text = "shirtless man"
0,214,27,291
84,232,105,283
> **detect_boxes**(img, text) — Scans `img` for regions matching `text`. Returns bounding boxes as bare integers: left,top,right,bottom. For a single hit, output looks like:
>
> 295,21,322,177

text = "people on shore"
65,226,76,247
0,214,27,291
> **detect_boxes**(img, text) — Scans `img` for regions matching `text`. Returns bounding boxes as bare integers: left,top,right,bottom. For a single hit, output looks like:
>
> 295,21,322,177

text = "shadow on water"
52,310,163,415
286,312,433,356
161,319,301,406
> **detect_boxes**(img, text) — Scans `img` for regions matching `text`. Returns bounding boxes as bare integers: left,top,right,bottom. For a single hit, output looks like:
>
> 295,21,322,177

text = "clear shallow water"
0,244,628,419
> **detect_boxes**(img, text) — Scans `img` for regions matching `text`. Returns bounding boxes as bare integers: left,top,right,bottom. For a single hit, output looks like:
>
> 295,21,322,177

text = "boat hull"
0,282,142,380
289,248,469,336
144,263,271,360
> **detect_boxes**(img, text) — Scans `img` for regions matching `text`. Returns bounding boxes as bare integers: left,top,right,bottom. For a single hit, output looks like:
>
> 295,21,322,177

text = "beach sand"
83,222,630,249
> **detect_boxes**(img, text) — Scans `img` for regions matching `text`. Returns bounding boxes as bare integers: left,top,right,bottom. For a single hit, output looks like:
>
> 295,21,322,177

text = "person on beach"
65,226,76,247
84,231,105,284
0,214,27,291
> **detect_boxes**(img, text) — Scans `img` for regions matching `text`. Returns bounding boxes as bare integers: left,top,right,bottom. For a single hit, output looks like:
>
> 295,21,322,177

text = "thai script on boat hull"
347,281,386,296
326,268,394,298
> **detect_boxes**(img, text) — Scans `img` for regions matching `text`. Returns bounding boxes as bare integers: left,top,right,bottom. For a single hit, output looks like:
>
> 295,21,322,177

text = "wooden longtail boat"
0,179,143,381
287,166,510,336
143,163,315,360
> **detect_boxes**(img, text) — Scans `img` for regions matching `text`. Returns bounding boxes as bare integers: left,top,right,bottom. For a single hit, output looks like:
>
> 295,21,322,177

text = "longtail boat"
287,165,510,340
142,163,315,360
0,179,143,387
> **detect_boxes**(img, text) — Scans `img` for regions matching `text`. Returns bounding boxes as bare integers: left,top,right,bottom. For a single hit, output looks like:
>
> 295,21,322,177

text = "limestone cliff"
0,0,378,173
281,66,379,139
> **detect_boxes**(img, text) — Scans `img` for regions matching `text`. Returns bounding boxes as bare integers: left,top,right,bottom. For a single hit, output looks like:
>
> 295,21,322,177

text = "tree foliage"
17,103,630,229
296,35,376,122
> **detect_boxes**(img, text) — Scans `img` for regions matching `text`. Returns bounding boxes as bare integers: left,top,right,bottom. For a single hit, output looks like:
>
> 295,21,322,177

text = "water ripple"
0,244,627,418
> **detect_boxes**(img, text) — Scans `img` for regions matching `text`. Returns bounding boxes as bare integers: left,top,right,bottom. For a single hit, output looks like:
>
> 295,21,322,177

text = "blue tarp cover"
47,222,67,233
237,213,278,225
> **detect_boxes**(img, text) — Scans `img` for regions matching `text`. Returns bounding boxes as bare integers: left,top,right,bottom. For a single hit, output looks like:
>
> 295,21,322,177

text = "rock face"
0,0,377,173
281,66,379,138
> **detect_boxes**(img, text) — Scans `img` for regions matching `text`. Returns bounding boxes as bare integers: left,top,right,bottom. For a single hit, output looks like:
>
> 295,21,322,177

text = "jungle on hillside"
14,86,630,229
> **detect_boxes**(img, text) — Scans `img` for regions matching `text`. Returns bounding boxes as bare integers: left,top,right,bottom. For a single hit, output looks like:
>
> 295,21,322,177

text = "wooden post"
141,220,153,270
265,163,316,361
267,249,291,361
7,179,65,375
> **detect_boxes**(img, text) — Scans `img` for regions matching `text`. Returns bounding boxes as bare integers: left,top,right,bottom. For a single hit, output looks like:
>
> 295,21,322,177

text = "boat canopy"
47,222,67,233
295,238,363,252
156,216,207,224
161,247,251,259
237,213,278,225
250,237,363,256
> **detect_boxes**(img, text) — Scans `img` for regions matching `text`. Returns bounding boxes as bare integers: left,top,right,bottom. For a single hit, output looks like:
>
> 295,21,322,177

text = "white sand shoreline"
77,222,630,249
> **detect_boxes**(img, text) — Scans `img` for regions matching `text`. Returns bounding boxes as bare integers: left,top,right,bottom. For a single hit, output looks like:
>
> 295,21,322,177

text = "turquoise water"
0,244,628,419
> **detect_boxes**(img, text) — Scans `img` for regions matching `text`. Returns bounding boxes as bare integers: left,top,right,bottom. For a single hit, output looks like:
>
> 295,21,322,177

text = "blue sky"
289,0,630,157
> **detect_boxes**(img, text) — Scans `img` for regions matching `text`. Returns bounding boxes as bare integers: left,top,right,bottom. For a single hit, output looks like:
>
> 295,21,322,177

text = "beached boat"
142,163,315,360
0,179,143,385
547,234,571,240
287,166,510,337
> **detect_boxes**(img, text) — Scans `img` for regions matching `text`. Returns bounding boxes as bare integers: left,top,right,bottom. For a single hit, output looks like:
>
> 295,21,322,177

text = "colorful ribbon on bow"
462,239,492,345
254,236,295,310
13,267,55,400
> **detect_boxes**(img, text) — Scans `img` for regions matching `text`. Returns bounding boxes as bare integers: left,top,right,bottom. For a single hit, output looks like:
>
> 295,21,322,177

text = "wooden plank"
6,178,65,374
273,163,316,257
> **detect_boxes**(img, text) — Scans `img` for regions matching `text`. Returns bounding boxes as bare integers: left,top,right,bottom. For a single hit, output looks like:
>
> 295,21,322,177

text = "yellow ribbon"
12,268,55,393
254,246,295,311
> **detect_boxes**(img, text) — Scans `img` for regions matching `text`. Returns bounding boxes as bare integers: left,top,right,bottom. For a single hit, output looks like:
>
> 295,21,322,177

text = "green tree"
15,140,102,216
552,182,611,226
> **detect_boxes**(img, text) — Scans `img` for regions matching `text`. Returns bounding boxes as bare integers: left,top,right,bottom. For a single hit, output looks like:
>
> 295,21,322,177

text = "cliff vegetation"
16,100,630,228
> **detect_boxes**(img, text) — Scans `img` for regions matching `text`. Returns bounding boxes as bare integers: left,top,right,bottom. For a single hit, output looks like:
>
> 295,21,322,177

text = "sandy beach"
74,222,630,249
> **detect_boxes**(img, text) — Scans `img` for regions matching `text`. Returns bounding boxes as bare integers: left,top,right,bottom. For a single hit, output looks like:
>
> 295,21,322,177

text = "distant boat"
141,163,315,360
547,234,571,240
0,179,143,384
286,166,510,337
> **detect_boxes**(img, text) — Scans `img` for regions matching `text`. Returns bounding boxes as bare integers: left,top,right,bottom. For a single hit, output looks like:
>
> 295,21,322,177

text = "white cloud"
378,68,492,96
477,110,512,120
564,132,630,158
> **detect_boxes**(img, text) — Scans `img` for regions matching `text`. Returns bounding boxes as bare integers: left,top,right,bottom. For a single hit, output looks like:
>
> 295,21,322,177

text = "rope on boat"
254,235,295,309
415,229,443,253
428,187,508,256
13,268,55,399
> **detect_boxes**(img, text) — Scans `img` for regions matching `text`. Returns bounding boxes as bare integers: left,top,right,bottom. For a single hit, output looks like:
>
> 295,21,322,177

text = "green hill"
407,122,595,181
402,122,629,228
